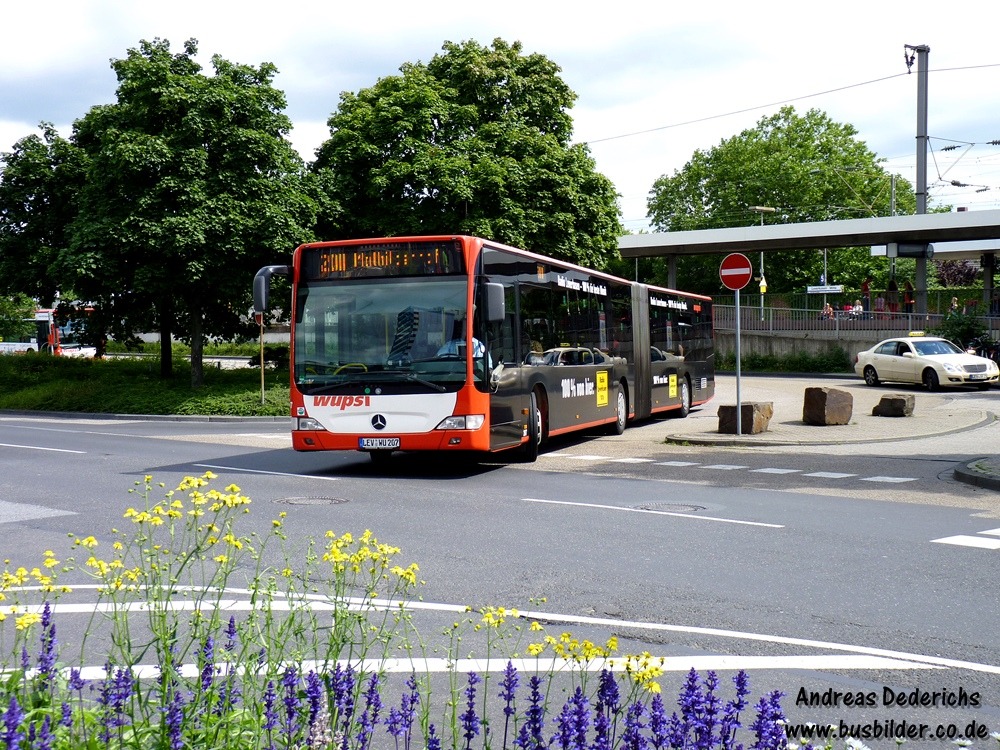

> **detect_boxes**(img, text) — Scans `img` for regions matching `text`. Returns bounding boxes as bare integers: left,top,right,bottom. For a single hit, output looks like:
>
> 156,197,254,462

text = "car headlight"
435,415,486,430
942,363,962,374
296,417,325,431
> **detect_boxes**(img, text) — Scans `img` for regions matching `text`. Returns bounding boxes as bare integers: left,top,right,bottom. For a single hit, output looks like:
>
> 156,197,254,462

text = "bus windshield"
294,276,481,394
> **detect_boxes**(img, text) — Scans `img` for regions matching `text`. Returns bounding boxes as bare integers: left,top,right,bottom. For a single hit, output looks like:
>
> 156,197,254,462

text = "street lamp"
751,206,776,321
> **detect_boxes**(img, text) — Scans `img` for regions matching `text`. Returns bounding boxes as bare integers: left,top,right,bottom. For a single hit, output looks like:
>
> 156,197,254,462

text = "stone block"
717,402,774,434
872,393,915,417
802,386,853,425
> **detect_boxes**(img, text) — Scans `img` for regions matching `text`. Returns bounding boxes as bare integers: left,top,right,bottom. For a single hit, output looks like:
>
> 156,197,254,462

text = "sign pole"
735,287,742,436
720,252,752,437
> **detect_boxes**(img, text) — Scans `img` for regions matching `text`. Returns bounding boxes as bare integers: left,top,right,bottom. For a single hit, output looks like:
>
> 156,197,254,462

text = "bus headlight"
296,417,325,431
435,415,485,431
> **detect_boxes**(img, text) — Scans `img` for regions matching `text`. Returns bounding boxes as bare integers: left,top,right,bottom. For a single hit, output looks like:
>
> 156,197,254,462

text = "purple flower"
592,708,611,750
571,687,590,749
98,664,134,742
649,694,668,750
460,672,481,749
34,715,53,750
694,671,721,750
263,680,278,731
3,696,25,750
720,671,751,750
68,667,86,693
224,615,238,652
498,662,519,749
60,703,72,729
426,723,441,750
306,670,324,728
621,702,648,750
553,699,574,750
356,672,382,750
37,602,57,691
331,664,356,745
282,666,301,743
385,673,419,749
748,691,786,750
200,635,216,693
164,689,185,750
598,670,620,716
20,645,29,671
515,675,545,750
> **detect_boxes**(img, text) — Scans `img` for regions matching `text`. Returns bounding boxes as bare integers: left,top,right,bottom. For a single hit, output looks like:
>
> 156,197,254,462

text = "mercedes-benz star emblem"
371,414,387,430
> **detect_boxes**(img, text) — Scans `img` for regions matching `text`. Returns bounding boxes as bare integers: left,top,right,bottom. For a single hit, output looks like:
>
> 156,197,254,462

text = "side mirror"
485,282,505,322
253,265,291,315
902,351,915,358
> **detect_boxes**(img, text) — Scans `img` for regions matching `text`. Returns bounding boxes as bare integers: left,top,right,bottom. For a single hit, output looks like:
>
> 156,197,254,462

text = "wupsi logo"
312,395,372,411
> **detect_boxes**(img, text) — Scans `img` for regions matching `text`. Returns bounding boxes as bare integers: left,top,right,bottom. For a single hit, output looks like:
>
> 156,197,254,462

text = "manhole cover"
274,497,349,506
636,503,705,513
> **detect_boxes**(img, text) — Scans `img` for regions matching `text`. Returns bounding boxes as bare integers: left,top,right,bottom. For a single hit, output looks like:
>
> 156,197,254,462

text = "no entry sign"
720,253,753,291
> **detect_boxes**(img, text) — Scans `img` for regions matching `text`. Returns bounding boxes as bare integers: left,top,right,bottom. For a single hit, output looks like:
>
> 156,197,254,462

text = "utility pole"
906,43,930,314
751,206,775,322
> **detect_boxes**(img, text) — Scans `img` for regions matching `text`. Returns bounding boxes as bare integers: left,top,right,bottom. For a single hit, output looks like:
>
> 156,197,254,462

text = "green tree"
313,38,621,269
70,38,316,384
0,294,35,341
644,106,916,295
0,124,84,305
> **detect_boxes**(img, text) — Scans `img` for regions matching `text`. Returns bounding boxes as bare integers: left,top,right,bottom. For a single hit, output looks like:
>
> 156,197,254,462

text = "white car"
854,336,999,390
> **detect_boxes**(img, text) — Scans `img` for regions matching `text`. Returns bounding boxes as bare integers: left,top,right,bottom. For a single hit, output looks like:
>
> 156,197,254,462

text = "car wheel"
863,366,880,386
610,384,628,434
922,368,940,391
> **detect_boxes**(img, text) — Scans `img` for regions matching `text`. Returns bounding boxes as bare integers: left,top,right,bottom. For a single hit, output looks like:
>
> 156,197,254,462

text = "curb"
953,457,1000,491
0,409,289,423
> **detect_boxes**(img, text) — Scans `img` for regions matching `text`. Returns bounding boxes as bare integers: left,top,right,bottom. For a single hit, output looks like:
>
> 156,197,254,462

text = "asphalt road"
2,402,999,743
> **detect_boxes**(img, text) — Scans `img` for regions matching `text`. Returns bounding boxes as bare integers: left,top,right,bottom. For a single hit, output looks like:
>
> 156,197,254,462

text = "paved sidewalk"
606,373,1000,490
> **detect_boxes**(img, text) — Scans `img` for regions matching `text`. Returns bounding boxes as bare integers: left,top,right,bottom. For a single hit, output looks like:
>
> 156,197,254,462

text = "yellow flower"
75,536,99,548
202,471,217,480
530,621,544,632
527,643,546,656
15,612,41,630
214,555,228,564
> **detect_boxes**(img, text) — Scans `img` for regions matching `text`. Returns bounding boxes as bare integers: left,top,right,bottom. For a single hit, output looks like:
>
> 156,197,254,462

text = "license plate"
969,373,987,380
359,437,400,449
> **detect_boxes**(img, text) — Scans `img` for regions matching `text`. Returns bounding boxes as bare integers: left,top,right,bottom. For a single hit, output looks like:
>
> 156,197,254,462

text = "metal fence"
713,304,954,337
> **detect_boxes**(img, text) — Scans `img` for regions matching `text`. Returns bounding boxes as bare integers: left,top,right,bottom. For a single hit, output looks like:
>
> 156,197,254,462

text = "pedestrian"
874,293,886,317
886,278,899,313
950,296,960,313
903,281,914,314
861,276,871,312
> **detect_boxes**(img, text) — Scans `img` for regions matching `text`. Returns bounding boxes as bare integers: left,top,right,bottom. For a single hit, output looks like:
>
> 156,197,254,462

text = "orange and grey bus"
253,235,714,463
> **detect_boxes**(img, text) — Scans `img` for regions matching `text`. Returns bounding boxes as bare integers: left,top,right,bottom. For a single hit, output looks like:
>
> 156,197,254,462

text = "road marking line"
522,498,783,528
979,527,1000,537
194,464,341,481
750,468,801,474
803,471,856,478
931,535,1000,550
861,476,918,483
40,653,936,682
566,455,609,461
656,461,700,466
701,464,748,470
609,458,655,463
33,592,998,675
0,442,85,454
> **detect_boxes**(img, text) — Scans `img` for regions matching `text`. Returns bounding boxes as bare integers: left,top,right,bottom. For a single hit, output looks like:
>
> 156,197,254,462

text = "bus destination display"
303,241,465,279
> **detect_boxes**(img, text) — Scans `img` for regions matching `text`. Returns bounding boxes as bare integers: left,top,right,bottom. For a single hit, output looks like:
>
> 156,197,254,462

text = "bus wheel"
610,383,628,435
521,391,543,462
369,450,393,465
671,377,691,419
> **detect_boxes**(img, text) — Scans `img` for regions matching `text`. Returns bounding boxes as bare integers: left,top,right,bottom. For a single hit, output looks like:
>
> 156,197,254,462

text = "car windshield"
913,340,962,356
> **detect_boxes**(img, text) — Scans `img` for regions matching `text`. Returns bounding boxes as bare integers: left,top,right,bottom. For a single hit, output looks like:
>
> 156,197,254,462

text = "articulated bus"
253,236,714,463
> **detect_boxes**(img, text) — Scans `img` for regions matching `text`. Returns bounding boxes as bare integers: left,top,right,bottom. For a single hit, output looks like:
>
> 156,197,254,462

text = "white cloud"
2,0,998,226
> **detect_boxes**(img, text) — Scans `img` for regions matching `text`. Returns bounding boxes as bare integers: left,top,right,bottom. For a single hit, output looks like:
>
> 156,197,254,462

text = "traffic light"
886,242,934,259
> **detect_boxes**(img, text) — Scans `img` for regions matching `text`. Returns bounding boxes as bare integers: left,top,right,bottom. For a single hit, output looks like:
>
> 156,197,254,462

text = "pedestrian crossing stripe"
539,455,920,484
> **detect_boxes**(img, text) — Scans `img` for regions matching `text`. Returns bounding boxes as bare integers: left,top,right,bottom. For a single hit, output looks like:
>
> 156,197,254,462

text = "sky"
2,0,999,234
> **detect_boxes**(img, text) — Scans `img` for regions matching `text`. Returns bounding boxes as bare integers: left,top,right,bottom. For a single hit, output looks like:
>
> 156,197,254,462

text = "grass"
0,354,289,417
